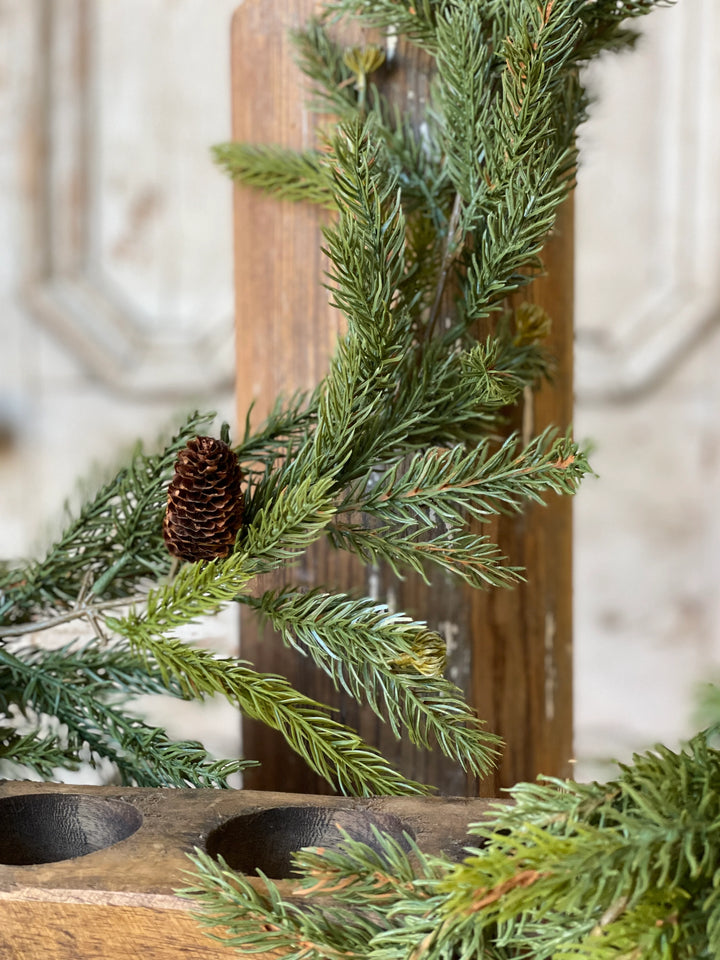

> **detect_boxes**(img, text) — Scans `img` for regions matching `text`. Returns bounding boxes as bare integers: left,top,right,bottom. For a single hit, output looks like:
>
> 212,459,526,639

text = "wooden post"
232,1,575,795
472,201,575,795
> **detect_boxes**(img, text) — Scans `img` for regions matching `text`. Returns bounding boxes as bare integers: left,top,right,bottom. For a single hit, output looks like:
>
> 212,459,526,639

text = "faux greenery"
191,0,701,957
4,0,703,955
186,731,720,959
0,0,604,793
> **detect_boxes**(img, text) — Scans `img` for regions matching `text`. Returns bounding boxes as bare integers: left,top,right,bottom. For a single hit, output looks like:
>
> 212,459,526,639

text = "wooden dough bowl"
0,779,496,959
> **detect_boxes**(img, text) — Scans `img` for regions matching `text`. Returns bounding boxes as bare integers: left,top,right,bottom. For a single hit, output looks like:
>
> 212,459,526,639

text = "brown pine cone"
163,436,244,562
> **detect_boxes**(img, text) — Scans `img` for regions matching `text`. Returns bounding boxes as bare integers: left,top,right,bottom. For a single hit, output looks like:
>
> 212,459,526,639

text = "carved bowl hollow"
0,793,143,866
205,804,414,879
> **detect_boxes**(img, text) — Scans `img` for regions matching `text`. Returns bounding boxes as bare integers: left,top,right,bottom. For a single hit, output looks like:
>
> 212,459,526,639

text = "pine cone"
163,436,244,562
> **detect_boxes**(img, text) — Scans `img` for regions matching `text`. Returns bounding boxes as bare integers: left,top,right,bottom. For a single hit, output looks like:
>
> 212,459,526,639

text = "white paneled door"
0,0,240,776
574,0,720,776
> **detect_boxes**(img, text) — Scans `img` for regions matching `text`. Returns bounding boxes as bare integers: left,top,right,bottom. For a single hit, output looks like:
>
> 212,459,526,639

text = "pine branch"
460,322,553,408
455,8,584,317
433,2,494,205
321,0,445,53
433,733,720,958
236,390,318,468
340,430,590,530
327,521,523,589
183,848,375,960
108,555,253,643
182,0,681,952
576,0,670,60
0,728,82,780
128,635,428,796
250,587,447,679
308,344,390,484
110,474,337,645
291,19,360,115
247,588,501,776
0,411,213,626
186,732,720,959
322,119,409,358
182,835,445,960
370,338,526,450
367,93,448,218
244,472,340,567
0,643,246,787
275,118,422,483
212,142,336,208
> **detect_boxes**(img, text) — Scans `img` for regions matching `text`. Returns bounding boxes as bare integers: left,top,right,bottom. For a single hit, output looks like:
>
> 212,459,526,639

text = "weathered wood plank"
472,200,575,794
0,780,495,958
0,901,242,960
232,0,575,795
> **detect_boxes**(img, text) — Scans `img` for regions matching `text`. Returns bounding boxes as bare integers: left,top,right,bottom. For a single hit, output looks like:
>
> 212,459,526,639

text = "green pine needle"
1,0,665,911
0,642,247,787
128,635,428,797
247,587,501,776
186,732,720,959
212,142,337,208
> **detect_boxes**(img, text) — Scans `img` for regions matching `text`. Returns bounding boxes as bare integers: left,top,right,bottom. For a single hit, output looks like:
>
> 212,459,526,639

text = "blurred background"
0,0,718,782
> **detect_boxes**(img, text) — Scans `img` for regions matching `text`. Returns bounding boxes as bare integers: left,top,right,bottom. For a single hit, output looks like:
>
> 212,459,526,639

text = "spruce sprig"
322,0,662,59
186,733,720,959
0,411,213,625
321,119,410,369
0,729,83,781
0,642,247,787
291,17,360,115
234,389,320,483
432,1,494,205
183,834,444,960
246,588,501,775
432,734,720,958
212,142,336,208
126,635,427,796
327,521,523,589
339,429,589,529
452,6,583,319
322,0,444,53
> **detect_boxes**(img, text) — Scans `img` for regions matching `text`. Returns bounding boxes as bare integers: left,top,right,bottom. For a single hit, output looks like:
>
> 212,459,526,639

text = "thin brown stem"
425,191,464,341
0,595,147,639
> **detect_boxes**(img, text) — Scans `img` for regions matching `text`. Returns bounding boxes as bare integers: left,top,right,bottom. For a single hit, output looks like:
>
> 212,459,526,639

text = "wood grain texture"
0,901,241,960
0,780,495,958
232,0,574,795
472,200,575,795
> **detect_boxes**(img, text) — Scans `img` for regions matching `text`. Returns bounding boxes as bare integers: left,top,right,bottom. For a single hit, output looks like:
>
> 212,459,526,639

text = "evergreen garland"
1,0,607,793
4,0,704,954
185,731,720,958
0,13,686,959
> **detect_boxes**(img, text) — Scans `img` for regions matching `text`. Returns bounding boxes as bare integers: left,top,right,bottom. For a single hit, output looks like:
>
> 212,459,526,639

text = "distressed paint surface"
573,0,720,778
